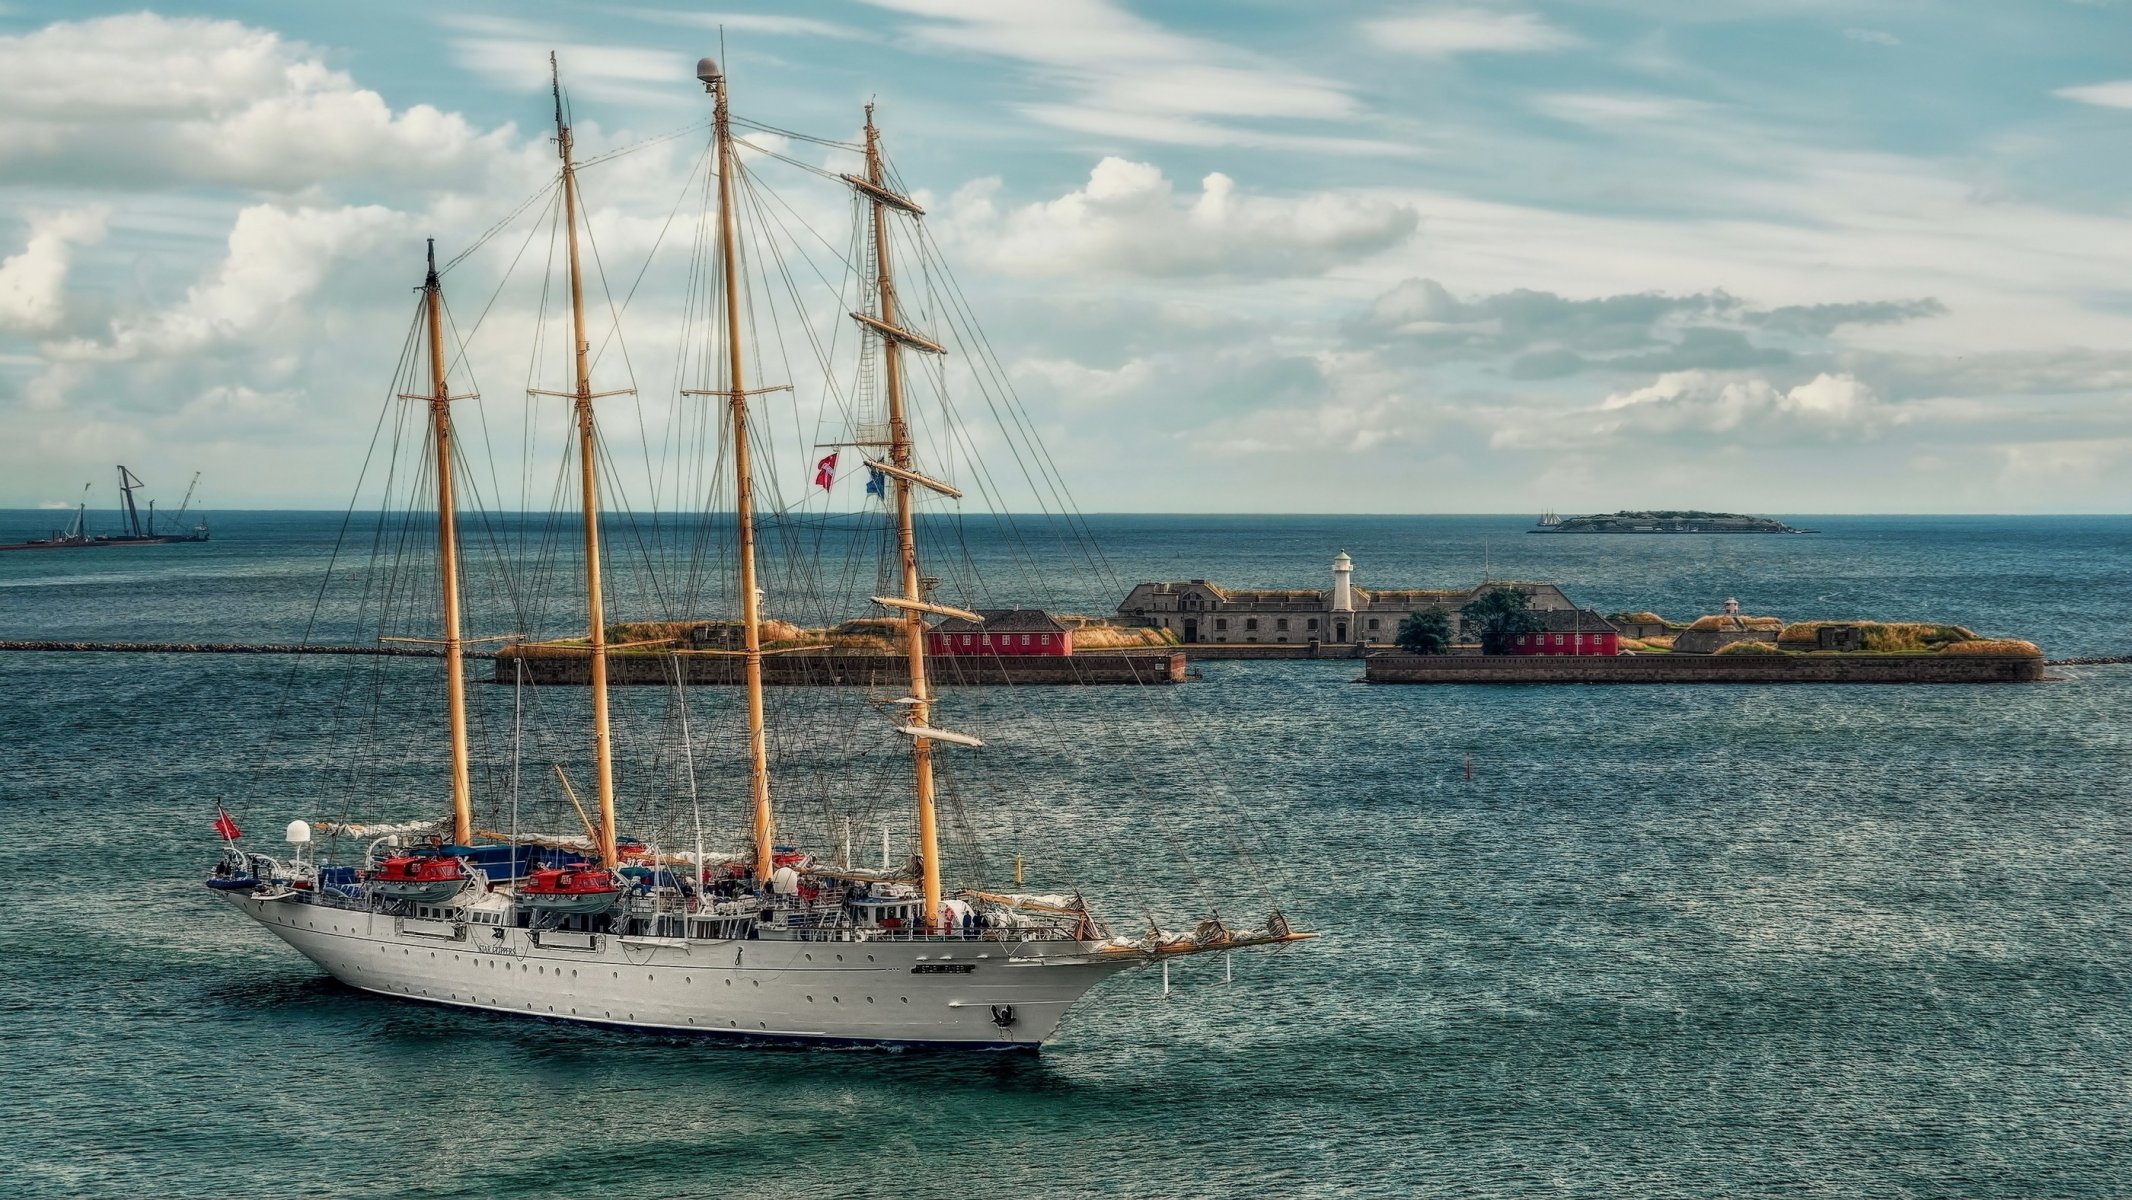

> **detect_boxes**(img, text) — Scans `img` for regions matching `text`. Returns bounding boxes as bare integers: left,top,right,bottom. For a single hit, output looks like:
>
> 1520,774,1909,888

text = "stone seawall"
1183,642,1376,660
1364,653,2045,684
496,648,1187,686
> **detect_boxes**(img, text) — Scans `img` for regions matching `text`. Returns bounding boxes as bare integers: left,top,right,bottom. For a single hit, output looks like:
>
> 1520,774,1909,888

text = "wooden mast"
422,239,474,846
861,106,943,933
552,55,618,869
701,56,777,884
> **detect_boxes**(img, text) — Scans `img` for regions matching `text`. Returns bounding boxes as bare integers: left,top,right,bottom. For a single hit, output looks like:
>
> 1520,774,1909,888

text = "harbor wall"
495,648,1187,687
1363,653,2045,684
1183,641,1376,660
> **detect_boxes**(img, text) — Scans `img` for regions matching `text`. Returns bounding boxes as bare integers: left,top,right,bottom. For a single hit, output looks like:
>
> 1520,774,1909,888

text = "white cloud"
858,0,1373,149
1365,9,1576,57
1842,28,1901,46
625,11,870,41
0,13,517,191
947,157,1418,278
2054,80,2132,109
0,208,107,333
446,17,697,110
77,203,398,361
1533,93,1707,126
1494,369,1889,448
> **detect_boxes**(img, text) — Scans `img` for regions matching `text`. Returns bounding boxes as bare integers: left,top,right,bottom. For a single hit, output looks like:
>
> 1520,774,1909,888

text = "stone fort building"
1116,552,1578,645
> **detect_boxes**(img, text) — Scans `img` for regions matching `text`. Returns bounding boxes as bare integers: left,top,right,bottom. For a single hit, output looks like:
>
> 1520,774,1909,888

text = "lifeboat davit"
518,863,620,915
367,853,471,903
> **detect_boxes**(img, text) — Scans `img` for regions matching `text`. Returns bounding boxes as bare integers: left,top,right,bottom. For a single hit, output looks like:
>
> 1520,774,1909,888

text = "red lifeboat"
367,854,470,903
518,863,620,916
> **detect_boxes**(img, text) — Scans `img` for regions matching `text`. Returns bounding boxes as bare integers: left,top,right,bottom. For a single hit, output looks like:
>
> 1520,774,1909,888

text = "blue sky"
2,1,2130,512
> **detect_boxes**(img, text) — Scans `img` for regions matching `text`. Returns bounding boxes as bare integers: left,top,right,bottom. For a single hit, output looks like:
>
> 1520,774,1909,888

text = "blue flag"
866,467,887,499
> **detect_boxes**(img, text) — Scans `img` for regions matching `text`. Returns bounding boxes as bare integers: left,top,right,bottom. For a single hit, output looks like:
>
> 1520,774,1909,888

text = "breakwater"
496,648,1187,686
0,639,486,658
1365,652,2045,684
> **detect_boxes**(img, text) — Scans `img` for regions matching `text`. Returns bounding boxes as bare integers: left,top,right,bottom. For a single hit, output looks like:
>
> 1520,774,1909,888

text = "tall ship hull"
225,892,1133,1048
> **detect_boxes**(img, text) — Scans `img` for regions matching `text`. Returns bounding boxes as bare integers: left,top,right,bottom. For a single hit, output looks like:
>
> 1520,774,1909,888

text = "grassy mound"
1939,638,2042,656
1715,641,1789,656
1685,614,1783,631
1072,624,1178,649
1776,621,1982,652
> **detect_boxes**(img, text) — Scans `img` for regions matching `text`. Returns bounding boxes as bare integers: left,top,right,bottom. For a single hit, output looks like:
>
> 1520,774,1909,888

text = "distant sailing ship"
1,467,209,551
204,55,1308,1050
1535,510,1561,528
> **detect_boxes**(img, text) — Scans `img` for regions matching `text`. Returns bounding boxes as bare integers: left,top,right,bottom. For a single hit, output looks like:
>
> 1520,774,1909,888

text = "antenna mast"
699,55,778,884
421,239,474,846
552,54,619,869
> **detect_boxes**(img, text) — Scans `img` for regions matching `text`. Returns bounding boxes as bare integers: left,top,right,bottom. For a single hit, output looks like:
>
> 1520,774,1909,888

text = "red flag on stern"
213,808,241,841
814,452,838,490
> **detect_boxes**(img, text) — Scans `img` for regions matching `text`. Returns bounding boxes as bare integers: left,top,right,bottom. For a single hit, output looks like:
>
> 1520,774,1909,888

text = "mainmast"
421,239,474,846
698,56,778,884
858,107,949,932
552,55,618,869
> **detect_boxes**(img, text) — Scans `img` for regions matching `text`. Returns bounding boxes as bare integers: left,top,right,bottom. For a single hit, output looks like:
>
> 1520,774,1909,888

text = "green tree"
1395,606,1454,654
1463,587,1545,654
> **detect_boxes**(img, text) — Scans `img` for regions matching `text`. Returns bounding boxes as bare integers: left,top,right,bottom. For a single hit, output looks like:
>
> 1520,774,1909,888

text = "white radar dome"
285,819,312,845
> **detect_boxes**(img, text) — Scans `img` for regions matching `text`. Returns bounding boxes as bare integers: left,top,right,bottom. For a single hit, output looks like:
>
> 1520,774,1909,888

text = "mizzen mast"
855,106,951,933
421,239,474,846
552,54,618,869
698,56,778,885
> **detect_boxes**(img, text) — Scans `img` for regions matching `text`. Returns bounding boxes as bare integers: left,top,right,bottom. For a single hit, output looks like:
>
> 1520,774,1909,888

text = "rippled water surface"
2,513,2128,1198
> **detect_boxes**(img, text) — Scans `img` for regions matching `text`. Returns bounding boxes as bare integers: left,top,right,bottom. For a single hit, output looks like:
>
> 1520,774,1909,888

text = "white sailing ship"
206,55,1307,1050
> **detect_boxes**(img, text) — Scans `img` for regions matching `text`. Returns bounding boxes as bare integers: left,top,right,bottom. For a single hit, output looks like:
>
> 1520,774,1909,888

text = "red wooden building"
927,609,1074,657
1507,608,1622,656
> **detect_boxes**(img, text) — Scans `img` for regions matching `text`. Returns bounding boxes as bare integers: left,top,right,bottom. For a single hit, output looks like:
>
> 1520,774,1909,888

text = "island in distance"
1533,510,1816,535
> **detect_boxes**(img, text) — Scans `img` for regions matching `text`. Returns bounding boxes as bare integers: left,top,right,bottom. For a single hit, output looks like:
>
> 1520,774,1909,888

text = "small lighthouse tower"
1331,551,1355,613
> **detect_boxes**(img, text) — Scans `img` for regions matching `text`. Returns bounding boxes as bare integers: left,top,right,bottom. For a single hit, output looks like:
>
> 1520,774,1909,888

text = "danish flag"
814,452,838,490
213,808,242,841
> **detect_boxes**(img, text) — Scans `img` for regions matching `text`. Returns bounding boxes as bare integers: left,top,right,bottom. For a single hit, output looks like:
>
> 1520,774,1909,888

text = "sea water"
1,513,2126,1198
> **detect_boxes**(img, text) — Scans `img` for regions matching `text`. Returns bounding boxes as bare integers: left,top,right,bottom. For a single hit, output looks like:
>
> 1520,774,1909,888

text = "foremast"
420,240,474,846
855,107,952,933
699,57,778,885
551,56,618,869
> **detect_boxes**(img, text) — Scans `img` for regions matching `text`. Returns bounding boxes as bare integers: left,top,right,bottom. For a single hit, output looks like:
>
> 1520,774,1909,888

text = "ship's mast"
700,57,778,884
553,55,618,869
861,108,944,932
421,240,474,846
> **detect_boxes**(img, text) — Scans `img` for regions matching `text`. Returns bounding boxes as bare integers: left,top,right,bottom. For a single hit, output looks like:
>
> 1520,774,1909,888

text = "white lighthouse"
1331,551,1355,612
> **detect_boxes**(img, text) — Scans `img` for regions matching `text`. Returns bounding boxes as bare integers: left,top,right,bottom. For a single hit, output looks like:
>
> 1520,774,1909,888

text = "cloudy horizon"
2,2,2130,514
